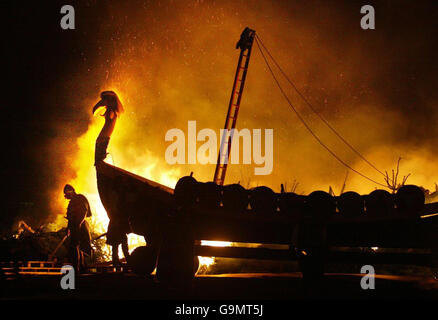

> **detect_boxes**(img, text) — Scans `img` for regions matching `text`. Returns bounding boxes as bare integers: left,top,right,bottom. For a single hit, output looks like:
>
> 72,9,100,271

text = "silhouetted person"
64,184,92,273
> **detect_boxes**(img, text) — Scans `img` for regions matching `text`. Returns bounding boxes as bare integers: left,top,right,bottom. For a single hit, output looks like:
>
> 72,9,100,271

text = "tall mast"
213,27,256,185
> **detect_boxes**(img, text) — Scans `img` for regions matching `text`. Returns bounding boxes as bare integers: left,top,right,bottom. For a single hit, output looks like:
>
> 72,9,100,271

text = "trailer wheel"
130,246,158,276
249,186,277,215
338,191,364,217
306,191,336,221
279,192,305,220
198,182,221,209
395,185,425,217
174,176,198,207
366,189,394,217
222,184,248,213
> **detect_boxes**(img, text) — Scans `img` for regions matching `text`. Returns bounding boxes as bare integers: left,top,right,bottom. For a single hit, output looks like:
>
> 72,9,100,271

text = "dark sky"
1,0,437,231
2,0,104,229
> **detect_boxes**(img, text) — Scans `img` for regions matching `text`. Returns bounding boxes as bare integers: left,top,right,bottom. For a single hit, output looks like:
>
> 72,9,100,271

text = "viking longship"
93,28,438,284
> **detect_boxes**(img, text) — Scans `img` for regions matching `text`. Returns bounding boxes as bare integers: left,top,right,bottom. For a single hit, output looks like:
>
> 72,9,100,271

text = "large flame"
51,97,231,269
46,1,438,269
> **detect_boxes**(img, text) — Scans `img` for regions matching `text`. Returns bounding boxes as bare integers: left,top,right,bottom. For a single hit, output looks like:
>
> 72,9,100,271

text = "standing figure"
64,184,92,273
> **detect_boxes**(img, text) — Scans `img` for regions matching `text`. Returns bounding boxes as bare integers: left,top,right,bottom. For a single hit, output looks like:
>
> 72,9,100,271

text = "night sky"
1,0,437,232
3,1,105,230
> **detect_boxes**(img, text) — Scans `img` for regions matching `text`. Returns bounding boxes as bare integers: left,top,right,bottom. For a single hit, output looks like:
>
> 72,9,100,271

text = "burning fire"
46,3,438,271
199,240,233,269
51,96,231,270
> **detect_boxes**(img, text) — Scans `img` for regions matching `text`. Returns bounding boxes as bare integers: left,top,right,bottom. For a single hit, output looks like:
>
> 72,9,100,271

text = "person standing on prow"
64,184,92,273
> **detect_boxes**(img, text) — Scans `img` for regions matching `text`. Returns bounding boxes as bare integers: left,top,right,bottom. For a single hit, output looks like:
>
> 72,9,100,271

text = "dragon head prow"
93,91,124,164
92,90,124,116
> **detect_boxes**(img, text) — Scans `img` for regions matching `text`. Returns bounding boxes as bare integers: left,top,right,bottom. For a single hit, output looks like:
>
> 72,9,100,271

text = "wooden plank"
195,245,435,267
99,162,174,195
422,202,438,216
195,245,298,261
19,272,62,275
192,213,294,244
188,202,438,246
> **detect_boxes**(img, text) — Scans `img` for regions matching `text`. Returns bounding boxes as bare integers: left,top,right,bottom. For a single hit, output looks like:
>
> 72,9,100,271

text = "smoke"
44,0,437,223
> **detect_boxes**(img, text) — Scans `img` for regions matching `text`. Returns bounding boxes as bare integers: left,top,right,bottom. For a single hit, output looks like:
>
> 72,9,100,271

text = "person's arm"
66,202,72,234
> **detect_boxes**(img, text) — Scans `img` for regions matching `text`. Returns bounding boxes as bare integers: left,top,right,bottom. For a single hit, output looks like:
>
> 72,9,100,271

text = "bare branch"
384,157,411,193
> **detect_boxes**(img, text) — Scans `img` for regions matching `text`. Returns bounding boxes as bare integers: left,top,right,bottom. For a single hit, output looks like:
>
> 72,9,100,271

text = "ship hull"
95,161,174,244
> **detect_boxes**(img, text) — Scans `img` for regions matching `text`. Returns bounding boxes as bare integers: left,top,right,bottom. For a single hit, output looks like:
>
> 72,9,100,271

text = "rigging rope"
255,34,386,177
254,37,388,188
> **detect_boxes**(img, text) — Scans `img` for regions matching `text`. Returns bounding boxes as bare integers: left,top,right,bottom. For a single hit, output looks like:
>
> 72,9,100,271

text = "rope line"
255,34,386,177
254,37,387,188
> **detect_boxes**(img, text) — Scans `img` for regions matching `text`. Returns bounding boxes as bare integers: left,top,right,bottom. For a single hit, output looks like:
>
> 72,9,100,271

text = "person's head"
64,184,76,199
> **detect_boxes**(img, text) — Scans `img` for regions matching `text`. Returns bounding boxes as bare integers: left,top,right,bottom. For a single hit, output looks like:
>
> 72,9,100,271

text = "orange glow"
51,96,181,261
46,2,438,270
198,241,233,271
51,98,228,269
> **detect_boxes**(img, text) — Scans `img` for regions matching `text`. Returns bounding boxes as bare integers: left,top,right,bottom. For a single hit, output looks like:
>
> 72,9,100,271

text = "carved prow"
93,91,124,165
91,90,174,246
